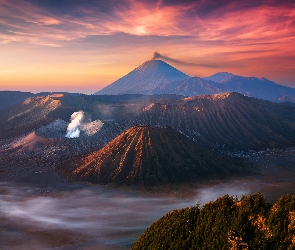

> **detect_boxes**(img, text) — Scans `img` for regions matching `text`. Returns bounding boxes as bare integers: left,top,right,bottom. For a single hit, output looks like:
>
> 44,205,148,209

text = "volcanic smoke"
65,111,104,138
65,111,84,138
152,51,219,68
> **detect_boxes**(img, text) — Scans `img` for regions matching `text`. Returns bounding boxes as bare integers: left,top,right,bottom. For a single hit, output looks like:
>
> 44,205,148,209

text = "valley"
0,95,295,248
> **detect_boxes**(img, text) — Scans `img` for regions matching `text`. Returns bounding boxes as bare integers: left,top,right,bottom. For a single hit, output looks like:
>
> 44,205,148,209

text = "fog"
0,181,257,250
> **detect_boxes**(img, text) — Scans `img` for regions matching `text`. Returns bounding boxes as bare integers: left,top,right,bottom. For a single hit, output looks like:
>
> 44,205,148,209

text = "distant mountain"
152,76,222,96
153,72,295,102
132,193,295,250
204,72,295,102
94,60,295,102
95,60,190,95
204,72,235,83
56,126,246,186
0,95,62,140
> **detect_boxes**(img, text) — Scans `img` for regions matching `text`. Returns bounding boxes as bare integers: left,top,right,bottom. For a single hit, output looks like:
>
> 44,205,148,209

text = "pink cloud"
0,0,294,49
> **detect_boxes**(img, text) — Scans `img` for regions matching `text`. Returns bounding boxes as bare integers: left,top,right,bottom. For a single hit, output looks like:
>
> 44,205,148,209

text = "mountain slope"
0,93,150,141
152,76,222,96
2,92,295,151
204,72,235,83
56,126,246,186
204,72,295,102
95,58,295,102
153,72,295,102
0,95,62,140
136,92,295,150
95,60,190,95
132,193,295,250
0,91,35,110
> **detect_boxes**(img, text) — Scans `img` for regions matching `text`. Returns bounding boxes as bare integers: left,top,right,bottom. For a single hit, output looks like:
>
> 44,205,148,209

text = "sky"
0,0,294,94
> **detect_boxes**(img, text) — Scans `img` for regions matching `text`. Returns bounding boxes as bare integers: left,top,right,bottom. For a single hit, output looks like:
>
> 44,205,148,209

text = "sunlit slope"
1,92,295,151
0,95,61,140
137,92,295,150
0,94,148,140
57,126,246,186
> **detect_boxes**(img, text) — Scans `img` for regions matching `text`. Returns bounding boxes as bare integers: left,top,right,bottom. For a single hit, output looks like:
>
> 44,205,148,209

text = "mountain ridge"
95,60,190,95
94,59,295,102
56,126,246,186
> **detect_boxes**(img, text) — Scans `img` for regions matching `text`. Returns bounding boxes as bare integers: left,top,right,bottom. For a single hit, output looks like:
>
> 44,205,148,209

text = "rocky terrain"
57,126,247,186
0,90,295,249
0,92,295,186
135,92,295,150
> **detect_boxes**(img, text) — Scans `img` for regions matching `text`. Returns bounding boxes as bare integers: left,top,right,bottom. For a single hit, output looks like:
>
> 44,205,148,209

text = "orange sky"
0,0,294,94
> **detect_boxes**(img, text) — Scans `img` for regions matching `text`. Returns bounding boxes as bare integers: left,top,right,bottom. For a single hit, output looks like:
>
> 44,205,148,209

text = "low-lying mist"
4,176,295,249
0,181,258,250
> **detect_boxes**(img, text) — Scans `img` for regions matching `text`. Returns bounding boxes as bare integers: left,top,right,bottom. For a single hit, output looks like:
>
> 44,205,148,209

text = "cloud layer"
1,0,294,46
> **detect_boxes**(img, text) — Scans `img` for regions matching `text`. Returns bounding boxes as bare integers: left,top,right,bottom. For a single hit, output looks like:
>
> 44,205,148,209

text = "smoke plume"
152,51,221,68
66,111,84,138
153,51,199,66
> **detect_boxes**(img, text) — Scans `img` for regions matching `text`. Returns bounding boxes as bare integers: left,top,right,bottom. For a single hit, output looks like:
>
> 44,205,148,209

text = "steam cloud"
66,111,84,138
65,111,104,138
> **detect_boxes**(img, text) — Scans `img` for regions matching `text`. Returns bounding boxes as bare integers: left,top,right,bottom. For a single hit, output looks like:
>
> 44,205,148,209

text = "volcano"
57,126,246,186
94,59,295,102
95,60,190,95
137,92,295,150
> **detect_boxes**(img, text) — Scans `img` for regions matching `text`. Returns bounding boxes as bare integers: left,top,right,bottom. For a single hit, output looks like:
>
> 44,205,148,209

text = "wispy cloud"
0,0,294,48
0,0,294,91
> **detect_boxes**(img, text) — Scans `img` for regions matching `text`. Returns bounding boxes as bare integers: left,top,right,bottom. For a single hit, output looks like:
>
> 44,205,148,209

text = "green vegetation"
132,193,295,250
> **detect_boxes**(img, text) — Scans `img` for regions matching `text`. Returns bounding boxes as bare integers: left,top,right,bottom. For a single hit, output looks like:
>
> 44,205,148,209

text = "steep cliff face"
56,126,246,186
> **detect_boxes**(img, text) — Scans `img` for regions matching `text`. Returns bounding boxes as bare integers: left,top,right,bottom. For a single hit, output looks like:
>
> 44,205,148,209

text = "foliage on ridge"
132,193,295,250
